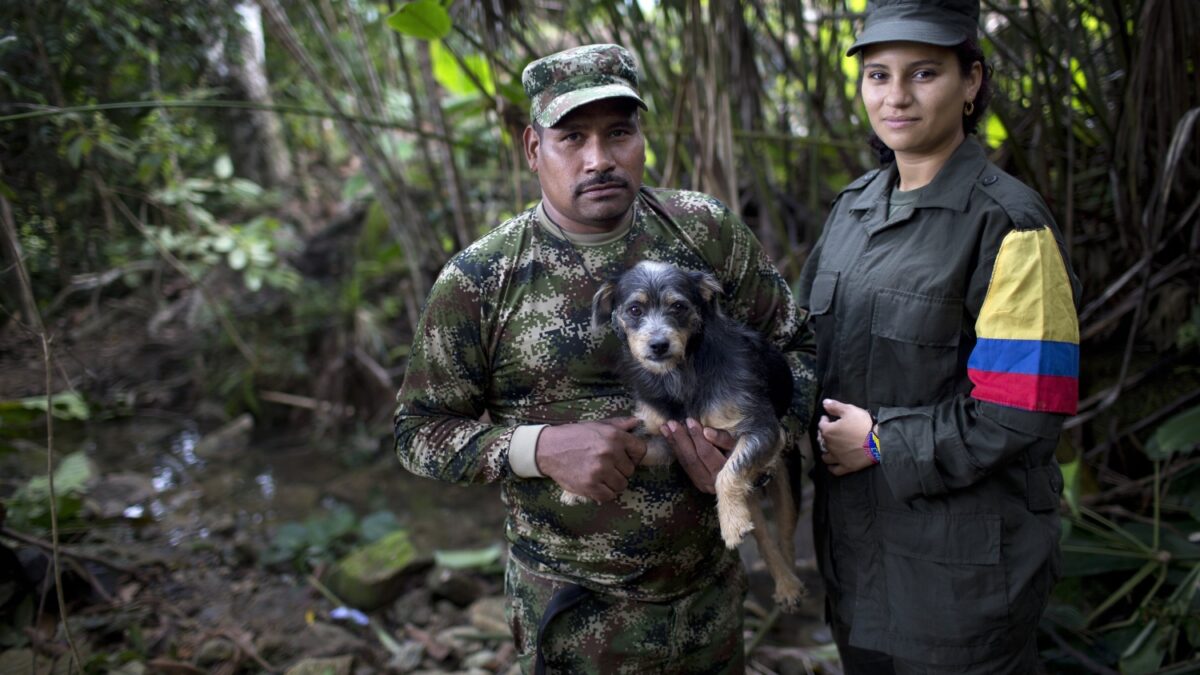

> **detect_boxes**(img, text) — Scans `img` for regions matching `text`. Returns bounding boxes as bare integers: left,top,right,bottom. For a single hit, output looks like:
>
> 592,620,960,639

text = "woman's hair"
867,39,995,165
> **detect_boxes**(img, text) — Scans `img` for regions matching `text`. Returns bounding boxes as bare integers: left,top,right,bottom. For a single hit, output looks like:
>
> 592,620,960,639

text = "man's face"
523,98,646,234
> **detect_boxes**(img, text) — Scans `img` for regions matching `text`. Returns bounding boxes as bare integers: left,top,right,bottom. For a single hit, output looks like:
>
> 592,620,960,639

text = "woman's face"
861,41,982,161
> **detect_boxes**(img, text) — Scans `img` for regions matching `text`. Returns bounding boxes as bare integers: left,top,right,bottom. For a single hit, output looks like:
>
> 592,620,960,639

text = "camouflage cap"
522,44,647,128
847,0,979,56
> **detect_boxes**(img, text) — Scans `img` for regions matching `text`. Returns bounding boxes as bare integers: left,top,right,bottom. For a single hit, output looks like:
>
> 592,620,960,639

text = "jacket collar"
848,137,989,213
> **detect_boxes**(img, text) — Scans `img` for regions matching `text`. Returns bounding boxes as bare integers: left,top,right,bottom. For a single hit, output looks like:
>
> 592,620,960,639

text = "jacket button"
982,175,999,185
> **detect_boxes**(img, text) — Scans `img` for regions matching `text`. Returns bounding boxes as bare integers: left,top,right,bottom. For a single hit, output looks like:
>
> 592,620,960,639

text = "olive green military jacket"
796,138,1080,665
395,188,816,602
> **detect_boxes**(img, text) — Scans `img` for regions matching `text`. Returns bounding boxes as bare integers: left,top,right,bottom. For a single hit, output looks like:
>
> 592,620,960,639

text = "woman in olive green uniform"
796,1,1081,673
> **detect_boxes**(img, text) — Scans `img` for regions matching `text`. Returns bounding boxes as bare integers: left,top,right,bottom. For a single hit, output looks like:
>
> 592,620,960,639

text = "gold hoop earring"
964,100,975,116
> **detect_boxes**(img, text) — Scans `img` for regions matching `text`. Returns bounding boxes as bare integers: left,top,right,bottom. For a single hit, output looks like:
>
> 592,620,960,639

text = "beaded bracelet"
862,428,882,465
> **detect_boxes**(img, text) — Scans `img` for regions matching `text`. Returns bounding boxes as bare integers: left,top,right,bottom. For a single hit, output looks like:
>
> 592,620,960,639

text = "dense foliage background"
1,1,1198,673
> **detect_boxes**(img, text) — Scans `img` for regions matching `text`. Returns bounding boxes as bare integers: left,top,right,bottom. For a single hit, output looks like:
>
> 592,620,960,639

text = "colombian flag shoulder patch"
967,227,1079,414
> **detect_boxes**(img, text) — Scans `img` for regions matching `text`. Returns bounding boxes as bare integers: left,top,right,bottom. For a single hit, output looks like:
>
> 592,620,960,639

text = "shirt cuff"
509,424,548,478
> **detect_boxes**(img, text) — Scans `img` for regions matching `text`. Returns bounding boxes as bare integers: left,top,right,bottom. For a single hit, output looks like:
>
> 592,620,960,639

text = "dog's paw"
720,517,754,549
773,582,808,614
559,490,590,506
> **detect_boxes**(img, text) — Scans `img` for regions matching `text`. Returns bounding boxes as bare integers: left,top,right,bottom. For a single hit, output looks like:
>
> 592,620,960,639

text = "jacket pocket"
808,270,838,316
807,271,839,386
877,508,1010,651
868,289,962,407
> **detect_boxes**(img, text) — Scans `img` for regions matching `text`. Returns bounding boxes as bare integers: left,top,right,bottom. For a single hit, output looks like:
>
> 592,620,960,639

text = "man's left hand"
661,418,735,494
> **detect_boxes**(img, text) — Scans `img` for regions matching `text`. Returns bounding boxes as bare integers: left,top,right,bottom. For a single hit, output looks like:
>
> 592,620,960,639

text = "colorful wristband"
862,429,881,465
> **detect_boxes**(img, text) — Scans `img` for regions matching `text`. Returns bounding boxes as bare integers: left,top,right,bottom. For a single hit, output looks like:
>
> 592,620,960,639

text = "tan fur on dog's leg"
748,497,807,612
715,468,754,548
771,456,798,564
560,490,589,505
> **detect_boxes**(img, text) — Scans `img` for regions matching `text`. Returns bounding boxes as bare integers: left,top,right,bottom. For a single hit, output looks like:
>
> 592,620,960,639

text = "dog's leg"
771,454,798,565
748,496,807,612
635,403,673,467
715,462,755,548
559,490,590,505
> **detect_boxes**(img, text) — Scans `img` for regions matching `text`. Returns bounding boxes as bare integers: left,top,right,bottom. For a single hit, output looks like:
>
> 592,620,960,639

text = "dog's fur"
587,260,806,610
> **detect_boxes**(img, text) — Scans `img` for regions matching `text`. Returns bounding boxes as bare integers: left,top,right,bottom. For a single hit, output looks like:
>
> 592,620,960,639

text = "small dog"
585,260,806,610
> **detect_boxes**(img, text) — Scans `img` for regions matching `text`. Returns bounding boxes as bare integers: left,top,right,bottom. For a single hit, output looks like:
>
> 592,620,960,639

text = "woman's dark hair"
866,38,995,165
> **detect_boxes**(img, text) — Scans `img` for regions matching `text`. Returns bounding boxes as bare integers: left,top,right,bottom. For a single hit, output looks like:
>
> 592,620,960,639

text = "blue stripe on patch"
967,338,1079,377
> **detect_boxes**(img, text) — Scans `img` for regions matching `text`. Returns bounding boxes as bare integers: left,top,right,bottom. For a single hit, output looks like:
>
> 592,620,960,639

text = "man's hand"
536,417,647,503
661,418,736,494
817,399,876,476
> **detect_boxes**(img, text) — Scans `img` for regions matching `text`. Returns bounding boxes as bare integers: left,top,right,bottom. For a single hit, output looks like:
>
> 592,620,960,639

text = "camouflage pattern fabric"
522,43,647,128
505,553,747,674
394,187,816,604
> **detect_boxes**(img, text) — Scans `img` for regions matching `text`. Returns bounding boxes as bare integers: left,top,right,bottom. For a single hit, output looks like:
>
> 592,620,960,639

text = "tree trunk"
207,2,294,189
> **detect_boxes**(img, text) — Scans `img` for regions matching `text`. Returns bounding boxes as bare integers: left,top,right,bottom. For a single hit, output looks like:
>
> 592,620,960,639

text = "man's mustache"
575,173,629,196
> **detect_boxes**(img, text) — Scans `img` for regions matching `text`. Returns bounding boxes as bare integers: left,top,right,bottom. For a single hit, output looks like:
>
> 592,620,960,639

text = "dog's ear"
592,280,617,333
692,271,724,310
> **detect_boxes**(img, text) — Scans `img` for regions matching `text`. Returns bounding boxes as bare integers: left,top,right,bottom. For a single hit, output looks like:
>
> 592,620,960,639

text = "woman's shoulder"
842,167,884,193
972,165,1056,232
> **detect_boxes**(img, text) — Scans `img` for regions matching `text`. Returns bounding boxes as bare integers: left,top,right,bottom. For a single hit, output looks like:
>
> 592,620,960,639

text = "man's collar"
537,200,636,245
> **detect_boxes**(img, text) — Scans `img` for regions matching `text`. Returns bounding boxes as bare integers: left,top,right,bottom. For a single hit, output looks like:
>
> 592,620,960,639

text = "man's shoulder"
446,207,535,267
642,187,732,224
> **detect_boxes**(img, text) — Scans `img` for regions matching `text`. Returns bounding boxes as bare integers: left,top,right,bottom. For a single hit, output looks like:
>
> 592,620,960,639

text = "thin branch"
0,100,438,136
0,526,149,580
42,337,84,674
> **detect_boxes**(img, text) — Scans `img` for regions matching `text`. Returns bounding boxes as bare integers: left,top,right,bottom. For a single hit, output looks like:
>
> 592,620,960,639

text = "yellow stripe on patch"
977,228,1078,343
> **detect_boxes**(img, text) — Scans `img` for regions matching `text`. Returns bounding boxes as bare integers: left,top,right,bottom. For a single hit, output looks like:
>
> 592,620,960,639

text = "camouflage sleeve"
715,206,818,449
393,261,515,485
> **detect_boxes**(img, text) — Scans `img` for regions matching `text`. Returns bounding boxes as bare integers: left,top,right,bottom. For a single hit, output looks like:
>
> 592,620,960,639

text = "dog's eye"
627,304,643,317
670,301,688,313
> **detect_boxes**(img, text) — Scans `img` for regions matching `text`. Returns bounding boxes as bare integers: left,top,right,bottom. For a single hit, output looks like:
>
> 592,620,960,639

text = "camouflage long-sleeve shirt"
394,187,816,601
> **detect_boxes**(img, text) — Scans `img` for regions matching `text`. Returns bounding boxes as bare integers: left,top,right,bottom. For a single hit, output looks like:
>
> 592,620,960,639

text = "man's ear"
592,281,617,333
522,125,540,172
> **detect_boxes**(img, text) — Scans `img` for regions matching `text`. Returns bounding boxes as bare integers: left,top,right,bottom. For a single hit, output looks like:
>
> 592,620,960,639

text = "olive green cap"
522,44,647,128
847,0,980,56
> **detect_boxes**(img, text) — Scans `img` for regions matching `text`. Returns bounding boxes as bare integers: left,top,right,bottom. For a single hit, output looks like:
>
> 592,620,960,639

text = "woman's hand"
817,399,877,476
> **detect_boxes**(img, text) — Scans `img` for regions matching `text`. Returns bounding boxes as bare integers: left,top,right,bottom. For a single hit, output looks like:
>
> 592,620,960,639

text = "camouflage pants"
505,555,746,674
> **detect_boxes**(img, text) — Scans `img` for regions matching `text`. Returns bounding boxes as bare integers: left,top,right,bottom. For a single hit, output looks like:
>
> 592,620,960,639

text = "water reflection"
152,465,175,492
255,471,275,501
174,428,201,467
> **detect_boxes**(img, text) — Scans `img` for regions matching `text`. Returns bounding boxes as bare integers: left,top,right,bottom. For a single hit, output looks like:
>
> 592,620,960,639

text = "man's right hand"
535,417,647,503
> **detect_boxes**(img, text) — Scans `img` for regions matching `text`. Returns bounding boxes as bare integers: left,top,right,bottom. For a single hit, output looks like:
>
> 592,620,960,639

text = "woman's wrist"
861,418,881,465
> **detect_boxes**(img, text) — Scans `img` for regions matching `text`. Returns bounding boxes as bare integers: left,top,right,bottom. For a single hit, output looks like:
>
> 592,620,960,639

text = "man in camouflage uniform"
394,43,816,674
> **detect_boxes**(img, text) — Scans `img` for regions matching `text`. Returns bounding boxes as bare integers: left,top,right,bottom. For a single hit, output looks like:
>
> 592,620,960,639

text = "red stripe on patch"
968,369,1078,415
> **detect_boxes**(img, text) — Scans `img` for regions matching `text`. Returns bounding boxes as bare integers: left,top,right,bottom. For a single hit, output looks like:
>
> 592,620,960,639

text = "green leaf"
342,173,371,201
13,392,90,420
214,154,233,180
67,136,86,168
1119,619,1170,674
431,40,493,96
211,234,236,253
386,0,451,40
228,248,248,270
359,511,402,543
1146,405,1200,460
434,543,503,570
1060,456,1081,518
52,452,93,493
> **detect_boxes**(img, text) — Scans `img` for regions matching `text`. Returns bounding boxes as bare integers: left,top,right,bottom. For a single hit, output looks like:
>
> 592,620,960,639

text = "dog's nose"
649,339,670,356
